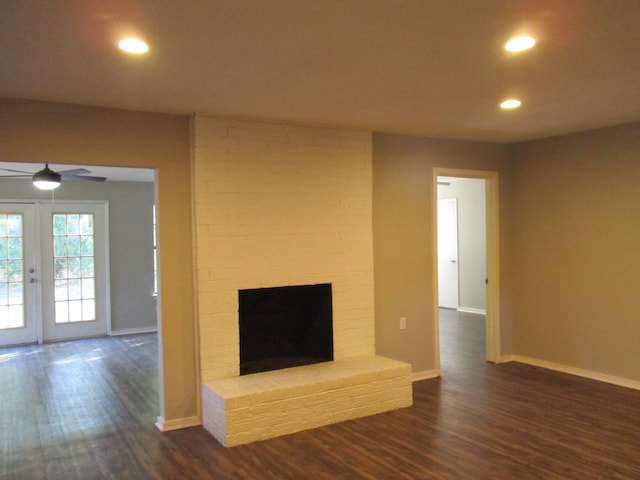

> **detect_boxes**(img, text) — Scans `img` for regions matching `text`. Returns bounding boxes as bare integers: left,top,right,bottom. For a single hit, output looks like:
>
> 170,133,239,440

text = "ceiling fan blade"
0,167,33,175
59,168,91,176
63,175,107,182
0,174,31,179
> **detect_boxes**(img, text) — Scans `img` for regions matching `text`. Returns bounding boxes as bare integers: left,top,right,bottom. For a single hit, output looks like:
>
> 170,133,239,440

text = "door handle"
450,259,456,263
29,278,36,283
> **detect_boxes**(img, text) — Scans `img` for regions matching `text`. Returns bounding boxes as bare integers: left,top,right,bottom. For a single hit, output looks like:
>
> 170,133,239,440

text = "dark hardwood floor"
2,315,639,479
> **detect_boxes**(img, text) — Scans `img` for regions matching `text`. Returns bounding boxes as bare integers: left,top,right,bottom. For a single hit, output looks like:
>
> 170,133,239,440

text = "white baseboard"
411,369,439,382
109,326,158,336
155,415,201,432
457,307,486,315
509,355,640,391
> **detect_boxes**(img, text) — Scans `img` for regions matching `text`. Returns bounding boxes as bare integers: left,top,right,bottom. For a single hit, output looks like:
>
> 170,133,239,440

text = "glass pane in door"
53,213,96,323
0,214,25,329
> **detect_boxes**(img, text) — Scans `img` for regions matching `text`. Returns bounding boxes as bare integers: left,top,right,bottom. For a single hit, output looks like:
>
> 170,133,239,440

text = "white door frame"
432,168,501,370
0,199,111,344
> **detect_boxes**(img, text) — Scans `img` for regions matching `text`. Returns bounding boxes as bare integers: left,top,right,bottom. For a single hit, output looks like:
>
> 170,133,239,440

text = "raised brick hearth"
202,356,412,446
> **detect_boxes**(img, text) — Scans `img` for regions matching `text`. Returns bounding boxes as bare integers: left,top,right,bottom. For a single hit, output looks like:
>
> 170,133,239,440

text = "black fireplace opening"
239,283,333,375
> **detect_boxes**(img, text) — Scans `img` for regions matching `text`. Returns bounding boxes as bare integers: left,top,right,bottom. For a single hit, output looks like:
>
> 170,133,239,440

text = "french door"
0,201,109,346
0,204,37,345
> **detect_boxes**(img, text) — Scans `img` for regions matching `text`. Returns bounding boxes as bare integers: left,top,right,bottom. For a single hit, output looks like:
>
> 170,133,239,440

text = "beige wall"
511,122,640,381
192,116,374,382
0,98,197,425
372,133,513,374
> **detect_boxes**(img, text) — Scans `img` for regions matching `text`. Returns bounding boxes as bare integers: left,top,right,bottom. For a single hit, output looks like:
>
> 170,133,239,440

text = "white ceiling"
1,0,639,148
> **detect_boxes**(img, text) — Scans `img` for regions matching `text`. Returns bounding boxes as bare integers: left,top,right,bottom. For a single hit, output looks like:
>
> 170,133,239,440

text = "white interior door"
437,198,459,309
0,204,38,345
0,201,109,346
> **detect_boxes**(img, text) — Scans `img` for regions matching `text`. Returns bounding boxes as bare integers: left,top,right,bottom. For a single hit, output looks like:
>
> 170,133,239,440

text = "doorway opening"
0,162,156,346
432,168,500,374
0,161,160,443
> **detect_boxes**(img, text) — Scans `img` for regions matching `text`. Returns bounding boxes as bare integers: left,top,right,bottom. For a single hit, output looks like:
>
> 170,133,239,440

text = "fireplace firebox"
239,283,333,375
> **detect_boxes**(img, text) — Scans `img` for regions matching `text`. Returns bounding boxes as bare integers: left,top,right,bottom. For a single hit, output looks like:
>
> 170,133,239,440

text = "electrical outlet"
399,317,407,330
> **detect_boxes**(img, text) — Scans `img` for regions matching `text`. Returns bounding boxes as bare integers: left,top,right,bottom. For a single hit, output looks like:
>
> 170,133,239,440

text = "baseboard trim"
411,369,439,382
509,355,640,391
499,354,513,364
155,415,201,432
457,307,486,315
110,327,158,336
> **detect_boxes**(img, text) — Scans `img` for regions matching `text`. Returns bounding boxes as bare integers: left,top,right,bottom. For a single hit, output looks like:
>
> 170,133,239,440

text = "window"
0,214,24,329
52,213,96,323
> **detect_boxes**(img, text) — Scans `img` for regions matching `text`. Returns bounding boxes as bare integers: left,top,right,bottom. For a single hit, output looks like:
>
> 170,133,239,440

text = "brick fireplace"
192,116,412,446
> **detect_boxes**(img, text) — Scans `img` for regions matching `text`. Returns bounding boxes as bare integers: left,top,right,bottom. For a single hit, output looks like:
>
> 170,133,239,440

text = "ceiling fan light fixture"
33,165,62,190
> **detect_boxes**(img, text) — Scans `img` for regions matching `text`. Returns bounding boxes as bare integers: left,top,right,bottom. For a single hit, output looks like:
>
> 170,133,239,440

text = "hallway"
439,307,486,375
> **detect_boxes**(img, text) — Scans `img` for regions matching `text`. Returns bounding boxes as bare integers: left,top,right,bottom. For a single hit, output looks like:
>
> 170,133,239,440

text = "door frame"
432,168,501,370
0,199,111,344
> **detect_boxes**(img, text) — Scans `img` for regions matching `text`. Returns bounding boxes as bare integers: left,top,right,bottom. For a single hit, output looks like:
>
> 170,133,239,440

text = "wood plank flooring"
1,314,639,479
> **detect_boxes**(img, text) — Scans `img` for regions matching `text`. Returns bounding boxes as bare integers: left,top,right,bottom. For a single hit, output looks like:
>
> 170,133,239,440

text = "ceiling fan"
0,164,107,190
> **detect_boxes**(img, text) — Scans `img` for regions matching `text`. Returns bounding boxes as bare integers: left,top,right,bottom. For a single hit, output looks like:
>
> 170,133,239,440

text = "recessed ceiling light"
118,38,149,54
500,99,521,109
505,36,536,52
